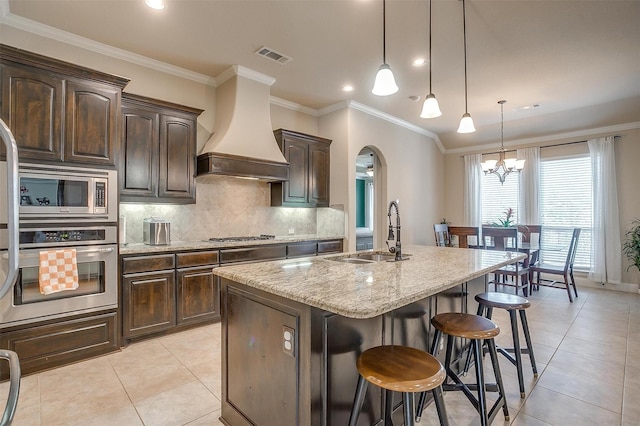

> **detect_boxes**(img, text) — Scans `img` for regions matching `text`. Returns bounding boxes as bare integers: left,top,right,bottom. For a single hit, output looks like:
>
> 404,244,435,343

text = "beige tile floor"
1,285,639,426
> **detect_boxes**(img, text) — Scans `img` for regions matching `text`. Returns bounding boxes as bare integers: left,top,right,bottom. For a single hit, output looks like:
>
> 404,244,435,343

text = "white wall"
321,107,445,251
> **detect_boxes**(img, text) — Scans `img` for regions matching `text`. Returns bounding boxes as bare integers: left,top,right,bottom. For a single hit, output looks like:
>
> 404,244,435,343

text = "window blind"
539,156,592,269
481,172,520,226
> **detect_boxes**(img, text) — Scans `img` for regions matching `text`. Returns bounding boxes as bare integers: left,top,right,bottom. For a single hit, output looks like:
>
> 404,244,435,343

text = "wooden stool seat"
356,345,446,393
431,312,500,340
349,345,449,426
475,292,531,310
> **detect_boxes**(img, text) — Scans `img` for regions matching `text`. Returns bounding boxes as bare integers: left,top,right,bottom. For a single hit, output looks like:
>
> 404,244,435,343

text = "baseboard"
574,275,639,294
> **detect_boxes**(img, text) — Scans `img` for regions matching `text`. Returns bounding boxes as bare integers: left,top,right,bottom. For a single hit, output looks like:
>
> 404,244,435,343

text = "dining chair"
529,228,581,302
518,225,542,267
482,227,530,296
434,224,451,247
448,226,480,248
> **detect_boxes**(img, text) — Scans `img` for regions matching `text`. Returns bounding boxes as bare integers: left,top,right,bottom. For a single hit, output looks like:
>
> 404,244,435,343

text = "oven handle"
1,247,115,260
0,118,19,301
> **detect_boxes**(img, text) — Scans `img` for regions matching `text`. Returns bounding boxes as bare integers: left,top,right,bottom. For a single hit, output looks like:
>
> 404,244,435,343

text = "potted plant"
622,218,640,273
491,207,516,227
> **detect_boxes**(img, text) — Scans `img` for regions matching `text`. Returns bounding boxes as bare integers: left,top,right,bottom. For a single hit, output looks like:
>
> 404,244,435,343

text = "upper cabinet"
120,93,203,204
0,44,129,166
270,129,331,208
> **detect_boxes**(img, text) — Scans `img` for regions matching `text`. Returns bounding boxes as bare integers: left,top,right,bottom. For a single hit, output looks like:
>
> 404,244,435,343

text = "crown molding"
0,7,216,87
270,96,319,116
318,100,445,153
445,121,640,155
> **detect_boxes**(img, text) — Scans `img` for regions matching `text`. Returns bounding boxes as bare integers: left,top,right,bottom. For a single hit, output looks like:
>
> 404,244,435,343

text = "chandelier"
480,100,525,184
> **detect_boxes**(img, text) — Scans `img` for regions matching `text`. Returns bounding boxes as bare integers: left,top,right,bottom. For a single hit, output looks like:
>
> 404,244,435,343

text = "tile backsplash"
120,175,345,243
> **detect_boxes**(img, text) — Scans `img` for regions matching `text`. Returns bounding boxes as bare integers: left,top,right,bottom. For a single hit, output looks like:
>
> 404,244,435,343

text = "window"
481,172,520,226
539,156,592,269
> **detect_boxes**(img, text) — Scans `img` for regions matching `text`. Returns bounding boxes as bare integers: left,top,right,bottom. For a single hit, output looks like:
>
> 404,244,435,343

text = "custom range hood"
197,66,289,181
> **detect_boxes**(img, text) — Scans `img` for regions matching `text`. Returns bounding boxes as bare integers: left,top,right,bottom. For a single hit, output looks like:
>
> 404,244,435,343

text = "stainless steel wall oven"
0,225,118,328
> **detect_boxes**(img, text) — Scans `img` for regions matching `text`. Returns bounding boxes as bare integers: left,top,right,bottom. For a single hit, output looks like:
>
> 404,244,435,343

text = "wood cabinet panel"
176,250,219,268
287,241,317,258
122,253,175,274
121,105,158,196
0,63,63,161
64,79,118,166
0,44,128,166
220,245,287,264
317,239,344,254
177,266,220,325
159,115,195,199
120,93,202,203
122,270,176,338
271,129,331,208
0,310,118,379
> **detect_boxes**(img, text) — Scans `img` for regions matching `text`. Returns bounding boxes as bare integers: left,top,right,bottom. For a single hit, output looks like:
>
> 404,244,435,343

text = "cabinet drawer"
122,254,175,274
287,242,317,258
176,250,219,268
318,240,343,254
220,245,287,264
0,310,118,379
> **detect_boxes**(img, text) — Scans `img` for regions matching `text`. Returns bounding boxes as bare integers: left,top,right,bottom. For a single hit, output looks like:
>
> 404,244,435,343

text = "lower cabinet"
120,240,342,343
0,310,118,379
121,250,220,343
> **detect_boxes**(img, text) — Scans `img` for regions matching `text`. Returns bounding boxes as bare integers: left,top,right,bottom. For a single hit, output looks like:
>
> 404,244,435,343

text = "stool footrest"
443,383,499,393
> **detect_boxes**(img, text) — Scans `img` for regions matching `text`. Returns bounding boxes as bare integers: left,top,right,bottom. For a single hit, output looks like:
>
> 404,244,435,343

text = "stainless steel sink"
327,252,410,263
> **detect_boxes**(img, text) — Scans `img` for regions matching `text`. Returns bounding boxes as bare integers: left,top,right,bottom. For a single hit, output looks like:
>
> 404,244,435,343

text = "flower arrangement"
492,207,515,227
622,218,640,273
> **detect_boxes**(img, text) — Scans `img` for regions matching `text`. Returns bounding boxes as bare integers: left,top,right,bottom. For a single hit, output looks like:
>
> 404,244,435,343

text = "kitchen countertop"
213,245,526,319
118,234,344,255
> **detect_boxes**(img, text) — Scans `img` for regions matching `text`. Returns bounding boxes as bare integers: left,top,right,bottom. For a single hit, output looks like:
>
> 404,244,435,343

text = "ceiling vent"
254,46,292,64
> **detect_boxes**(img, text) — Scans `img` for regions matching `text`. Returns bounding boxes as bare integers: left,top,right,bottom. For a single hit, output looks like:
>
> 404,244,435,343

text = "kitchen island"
213,245,525,426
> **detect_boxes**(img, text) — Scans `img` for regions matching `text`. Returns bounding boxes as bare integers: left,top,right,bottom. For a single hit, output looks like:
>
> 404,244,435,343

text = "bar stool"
464,292,538,398
417,313,509,426
348,345,449,426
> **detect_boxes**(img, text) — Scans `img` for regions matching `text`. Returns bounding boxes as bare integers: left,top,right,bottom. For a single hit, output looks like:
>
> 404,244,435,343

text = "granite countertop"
213,245,526,319
119,235,344,255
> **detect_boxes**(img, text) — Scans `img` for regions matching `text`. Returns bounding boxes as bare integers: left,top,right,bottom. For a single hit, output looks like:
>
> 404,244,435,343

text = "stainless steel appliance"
0,118,21,426
18,163,117,224
0,225,118,328
143,217,170,245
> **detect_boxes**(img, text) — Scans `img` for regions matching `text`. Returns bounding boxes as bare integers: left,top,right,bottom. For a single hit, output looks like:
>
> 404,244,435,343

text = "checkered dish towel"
39,249,79,295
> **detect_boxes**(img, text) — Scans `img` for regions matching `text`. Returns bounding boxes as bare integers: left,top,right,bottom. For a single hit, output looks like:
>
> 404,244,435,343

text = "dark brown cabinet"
122,254,176,339
271,129,331,208
120,93,203,204
0,44,129,166
121,250,219,342
0,310,118,379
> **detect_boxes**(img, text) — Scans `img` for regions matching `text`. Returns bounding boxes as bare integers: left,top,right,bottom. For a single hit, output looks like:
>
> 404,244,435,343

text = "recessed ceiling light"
342,85,354,92
515,103,541,111
413,58,426,67
408,95,421,102
145,0,165,10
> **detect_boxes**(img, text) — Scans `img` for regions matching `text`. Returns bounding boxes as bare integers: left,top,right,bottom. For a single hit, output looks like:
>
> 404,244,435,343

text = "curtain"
517,147,540,225
463,154,483,227
588,136,621,284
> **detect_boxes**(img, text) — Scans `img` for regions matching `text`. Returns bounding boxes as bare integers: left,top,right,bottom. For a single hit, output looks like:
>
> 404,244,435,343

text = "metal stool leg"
403,392,415,426
519,309,538,377
348,375,369,426
472,339,489,426
509,310,526,398
432,385,449,426
487,338,510,421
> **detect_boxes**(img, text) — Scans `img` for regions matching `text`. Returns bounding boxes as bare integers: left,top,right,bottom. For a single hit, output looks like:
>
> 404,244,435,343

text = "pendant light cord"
500,100,505,150
428,0,433,92
383,0,387,64
462,0,469,113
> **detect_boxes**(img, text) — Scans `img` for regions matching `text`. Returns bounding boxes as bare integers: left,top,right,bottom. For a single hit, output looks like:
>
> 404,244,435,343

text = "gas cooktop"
208,234,275,243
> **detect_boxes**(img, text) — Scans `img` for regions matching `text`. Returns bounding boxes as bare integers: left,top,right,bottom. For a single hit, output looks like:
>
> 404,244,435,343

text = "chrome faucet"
386,199,404,261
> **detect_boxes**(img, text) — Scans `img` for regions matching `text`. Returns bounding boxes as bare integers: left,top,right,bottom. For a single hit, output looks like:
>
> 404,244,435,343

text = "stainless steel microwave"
18,163,117,223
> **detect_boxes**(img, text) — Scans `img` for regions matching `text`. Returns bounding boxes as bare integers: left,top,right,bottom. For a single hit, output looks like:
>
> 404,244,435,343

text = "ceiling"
3,0,639,152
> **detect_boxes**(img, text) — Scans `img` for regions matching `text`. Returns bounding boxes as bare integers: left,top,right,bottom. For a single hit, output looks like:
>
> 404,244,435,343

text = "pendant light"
481,100,525,184
372,0,399,96
457,0,476,133
420,0,442,118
